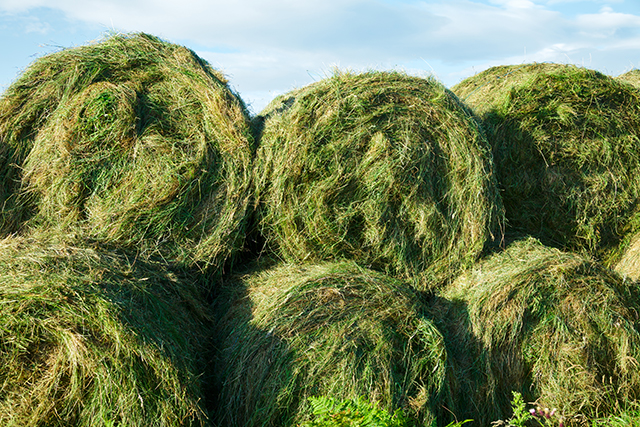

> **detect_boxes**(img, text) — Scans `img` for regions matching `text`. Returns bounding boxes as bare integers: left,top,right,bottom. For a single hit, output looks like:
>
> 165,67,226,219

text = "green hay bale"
617,69,640,88
452,63,640,257
252,70,503,287
440,237,640,424
213,261,452,427
0,32,254,269
0,235,212,426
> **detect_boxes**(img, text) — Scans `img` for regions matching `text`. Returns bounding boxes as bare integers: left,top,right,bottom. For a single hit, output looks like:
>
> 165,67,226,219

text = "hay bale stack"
214,261,452,427
0,236,212,426
440,237,640,423
617,69,640,88
253,71,503,287
452,63,640,257
0,32,254,269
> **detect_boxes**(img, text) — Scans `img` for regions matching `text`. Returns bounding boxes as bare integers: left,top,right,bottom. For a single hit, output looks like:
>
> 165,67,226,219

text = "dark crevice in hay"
0,32,255,274
425,294,500,426
252,70,504,289
0,235,214,426
212,261,453,427
452,63,640,259
439,237,640,425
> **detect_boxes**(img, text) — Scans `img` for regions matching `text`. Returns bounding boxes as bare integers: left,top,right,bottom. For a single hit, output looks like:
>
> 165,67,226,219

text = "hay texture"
0,236,212,426
614,232,640,281
0,32,254,268
453,63,640,257
440,237,640,424
617,69,640,88
252,71,502,287
213,261,451,427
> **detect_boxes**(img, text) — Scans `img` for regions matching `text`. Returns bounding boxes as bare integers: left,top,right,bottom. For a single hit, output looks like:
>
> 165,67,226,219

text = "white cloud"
2,0,640,111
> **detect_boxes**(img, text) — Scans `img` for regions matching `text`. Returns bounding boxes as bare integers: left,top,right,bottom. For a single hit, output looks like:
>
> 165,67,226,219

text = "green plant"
506,392,534,427
299,396,410,427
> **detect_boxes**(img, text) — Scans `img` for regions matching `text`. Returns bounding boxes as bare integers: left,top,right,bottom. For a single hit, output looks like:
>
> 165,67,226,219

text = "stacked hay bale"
0,32,256,426
452,63,640,260
436,237,640,425
0,32,254,269
0,236,212,426
252,71,503,288
213,261,452,427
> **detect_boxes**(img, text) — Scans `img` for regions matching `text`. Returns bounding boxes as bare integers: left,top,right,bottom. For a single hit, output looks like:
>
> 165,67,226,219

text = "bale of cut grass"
213,261,453,427
617,69,640,88
0,235,212,426
440,237,640,424
452,63,640,257
0,32,254,269
252,70,503,287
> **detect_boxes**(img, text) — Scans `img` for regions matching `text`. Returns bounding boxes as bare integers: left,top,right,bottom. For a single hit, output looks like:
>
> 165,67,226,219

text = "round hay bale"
213,261,452,427
452,63,640,257
0,236,212,426
440,237,640,423
252,71,503,288
617,69,640,88
0,32,254,269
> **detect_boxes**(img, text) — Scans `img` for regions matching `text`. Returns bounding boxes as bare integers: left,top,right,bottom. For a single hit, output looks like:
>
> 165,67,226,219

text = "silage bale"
213,261,452,427
452,63,640,258
0,32,254,269
0,236,212,426
440,237,640,424
252,71,503,288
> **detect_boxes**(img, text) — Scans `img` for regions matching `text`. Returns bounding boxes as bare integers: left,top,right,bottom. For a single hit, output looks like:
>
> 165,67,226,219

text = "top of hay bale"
617,69,640,88
440,237,640,424
0,32,254,270
253,70,503,288
453,63,640,257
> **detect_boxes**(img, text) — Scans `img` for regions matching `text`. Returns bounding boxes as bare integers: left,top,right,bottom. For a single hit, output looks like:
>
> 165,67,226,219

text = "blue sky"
1,0,639,113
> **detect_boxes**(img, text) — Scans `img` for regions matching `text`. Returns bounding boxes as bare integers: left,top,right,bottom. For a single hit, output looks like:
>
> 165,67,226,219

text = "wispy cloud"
1,0,639,111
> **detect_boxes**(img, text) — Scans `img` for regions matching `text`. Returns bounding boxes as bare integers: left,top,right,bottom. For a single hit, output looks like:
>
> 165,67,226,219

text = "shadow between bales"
423,292,531,427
